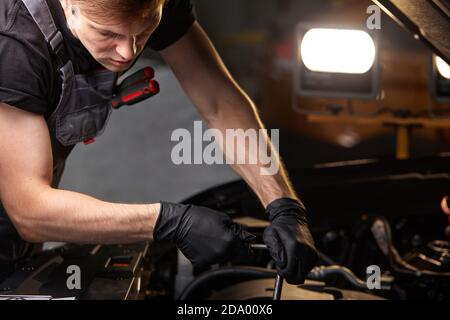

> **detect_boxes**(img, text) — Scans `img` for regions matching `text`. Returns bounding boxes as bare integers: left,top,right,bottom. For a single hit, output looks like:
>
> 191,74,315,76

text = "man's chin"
106,65,128,72
98,59,132,72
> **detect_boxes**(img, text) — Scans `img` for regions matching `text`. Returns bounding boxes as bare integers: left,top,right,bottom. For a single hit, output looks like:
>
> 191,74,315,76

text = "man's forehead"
87,19,157,36
78,4,162,36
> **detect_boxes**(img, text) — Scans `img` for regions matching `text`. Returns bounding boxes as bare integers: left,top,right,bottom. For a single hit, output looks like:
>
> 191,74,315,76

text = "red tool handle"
116,67,155,93
112,79,159,109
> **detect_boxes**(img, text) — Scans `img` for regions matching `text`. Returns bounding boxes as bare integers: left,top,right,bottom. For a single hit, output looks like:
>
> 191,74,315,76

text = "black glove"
153,202,255,268
263,198,317,284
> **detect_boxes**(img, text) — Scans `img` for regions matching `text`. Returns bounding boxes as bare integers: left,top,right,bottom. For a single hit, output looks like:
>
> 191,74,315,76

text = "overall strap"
21,0,68,65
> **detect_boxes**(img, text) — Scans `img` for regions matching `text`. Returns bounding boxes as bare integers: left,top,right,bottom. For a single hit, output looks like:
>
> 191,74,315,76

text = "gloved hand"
263,198,318,284
153,202,255,268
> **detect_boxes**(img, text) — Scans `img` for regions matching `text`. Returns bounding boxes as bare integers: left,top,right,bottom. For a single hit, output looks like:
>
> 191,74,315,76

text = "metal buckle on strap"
49,30,68,66
49,30,63,54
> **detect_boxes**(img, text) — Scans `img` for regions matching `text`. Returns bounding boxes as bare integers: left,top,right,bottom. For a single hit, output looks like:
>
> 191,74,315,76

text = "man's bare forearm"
205,91,298,208
15,187,161,244
160,23,297,208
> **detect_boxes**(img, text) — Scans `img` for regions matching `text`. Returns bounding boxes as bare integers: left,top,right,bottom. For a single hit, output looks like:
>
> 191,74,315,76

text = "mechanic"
0,0,317,284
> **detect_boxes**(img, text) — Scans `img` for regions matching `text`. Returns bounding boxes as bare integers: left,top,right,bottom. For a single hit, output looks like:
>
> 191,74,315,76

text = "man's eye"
98,31,115,38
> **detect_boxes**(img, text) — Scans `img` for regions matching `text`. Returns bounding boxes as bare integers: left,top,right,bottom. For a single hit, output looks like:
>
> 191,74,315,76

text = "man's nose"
115,37,135,61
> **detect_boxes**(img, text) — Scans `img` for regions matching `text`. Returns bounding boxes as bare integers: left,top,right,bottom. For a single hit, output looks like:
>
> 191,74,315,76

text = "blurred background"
59,0,450,204
6,0,447,301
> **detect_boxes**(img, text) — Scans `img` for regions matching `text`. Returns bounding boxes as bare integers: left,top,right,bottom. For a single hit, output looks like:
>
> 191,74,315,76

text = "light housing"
294,24,380,106
430,54,450,103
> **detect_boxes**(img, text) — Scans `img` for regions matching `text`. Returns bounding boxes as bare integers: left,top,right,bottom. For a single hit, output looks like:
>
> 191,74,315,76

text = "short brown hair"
72,0,166,22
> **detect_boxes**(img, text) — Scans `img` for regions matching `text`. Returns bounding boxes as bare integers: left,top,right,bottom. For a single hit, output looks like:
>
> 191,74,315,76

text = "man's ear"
60,0,70,11
60,0,79,17
63,2,81,36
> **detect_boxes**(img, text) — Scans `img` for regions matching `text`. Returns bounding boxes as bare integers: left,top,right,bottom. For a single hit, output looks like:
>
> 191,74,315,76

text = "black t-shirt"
0,0,195,118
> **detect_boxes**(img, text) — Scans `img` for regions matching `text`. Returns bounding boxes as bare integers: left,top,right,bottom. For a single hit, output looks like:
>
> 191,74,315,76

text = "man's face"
62,1,162,72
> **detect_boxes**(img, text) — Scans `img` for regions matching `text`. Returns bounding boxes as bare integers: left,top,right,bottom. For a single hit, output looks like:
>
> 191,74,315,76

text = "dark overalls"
0,0,117,277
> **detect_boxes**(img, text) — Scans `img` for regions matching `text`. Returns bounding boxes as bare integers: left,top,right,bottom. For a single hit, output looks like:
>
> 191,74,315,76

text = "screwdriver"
251,244,284,300
112,79,160,109
116,66,155,92
112,66,160,109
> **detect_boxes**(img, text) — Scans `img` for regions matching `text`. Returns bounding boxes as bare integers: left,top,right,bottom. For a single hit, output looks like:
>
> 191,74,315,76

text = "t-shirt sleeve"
0,34,50,115
147,0,196,51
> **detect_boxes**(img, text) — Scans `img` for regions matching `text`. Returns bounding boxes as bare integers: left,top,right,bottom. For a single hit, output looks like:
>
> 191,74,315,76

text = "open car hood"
373,0,450,64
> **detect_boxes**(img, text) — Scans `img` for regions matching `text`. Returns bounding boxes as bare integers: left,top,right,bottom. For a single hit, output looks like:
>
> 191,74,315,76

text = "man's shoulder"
0,1,55,116
0,0,50,58
148,0,195,51
0,0,26,32
0,0,46,41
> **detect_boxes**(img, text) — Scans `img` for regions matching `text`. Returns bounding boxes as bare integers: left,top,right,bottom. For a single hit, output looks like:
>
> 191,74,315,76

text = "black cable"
178,266,278,300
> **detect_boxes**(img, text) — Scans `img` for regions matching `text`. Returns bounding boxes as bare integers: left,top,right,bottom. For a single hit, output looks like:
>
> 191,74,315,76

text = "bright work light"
294,24,380,104
430,55,450,104
435,56,450,80
300,28,376,74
